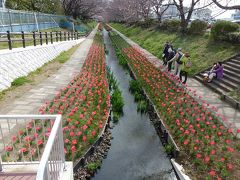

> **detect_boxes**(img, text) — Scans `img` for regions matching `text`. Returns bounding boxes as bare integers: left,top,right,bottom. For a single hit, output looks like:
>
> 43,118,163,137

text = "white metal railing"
0,115,65,180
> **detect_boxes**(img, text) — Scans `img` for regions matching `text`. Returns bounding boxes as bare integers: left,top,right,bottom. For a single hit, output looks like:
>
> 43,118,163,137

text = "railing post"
64,32,66,41
50,32,53,44
60,31,62,41
71,32,73,40
45,32,48,45
33,32,36,46
0,158,2,172
68,32,70,41
39,32,43,45
7,31,12,50
56,32,58,42
21,31,26,48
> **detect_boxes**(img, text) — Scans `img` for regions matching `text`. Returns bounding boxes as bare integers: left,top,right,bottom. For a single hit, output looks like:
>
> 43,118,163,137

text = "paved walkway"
114,29,240,135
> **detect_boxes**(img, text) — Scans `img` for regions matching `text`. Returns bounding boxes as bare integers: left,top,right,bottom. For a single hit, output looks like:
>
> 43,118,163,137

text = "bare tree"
62,0,103,19
152,0,172,23
137,0,153,21
212,0,240,10
173,0,201,33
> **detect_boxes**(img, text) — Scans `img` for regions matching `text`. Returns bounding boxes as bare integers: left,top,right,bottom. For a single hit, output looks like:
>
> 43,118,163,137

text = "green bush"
227,32,240,43
211,20,239,40
189,20,208,35
129,80,142,94
160,19,181,32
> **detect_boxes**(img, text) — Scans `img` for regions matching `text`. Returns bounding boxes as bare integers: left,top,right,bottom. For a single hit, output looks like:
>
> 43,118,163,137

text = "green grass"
110,23,240,75
11,76,31,87
0,44,79,100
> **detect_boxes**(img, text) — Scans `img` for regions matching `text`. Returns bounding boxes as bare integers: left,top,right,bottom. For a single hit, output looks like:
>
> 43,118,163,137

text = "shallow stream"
92,30,177,180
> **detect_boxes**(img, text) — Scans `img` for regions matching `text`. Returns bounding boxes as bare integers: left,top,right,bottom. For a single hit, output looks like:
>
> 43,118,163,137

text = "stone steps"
194,54,240,108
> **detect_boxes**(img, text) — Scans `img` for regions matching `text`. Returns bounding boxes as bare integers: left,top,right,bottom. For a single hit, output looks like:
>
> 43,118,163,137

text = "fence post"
56,32,58,42
50,32,53,44
45,32,48,45
40,32,43,45
33,32,36,46
7,31,12,50
64,32,66,41
21,31,26,48
60,31,62,41
68,32,70,41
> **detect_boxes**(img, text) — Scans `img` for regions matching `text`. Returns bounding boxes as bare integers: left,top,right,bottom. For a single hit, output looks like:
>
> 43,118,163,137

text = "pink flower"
12,136,17,142
5,146,13,152
82,125,88,131
209,170,216,176
82,136,87,142
70,131,75,137
196,153,202,159
79,114,84,119
20,148,27,153
71,146,76,153
72,139,77,145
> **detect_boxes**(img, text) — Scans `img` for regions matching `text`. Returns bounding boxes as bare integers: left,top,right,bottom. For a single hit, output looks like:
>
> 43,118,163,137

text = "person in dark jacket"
167,48,176,71
162,42,171,66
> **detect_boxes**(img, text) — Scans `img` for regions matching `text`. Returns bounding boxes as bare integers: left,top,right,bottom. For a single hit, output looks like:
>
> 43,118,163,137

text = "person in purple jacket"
208,62,224,82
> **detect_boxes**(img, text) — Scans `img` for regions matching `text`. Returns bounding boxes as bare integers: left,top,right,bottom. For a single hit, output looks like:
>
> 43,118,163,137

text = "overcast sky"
193,0,239,19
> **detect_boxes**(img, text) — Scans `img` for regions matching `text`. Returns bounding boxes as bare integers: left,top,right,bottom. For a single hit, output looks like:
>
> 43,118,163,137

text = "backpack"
185,59,192,68
176,53,183,64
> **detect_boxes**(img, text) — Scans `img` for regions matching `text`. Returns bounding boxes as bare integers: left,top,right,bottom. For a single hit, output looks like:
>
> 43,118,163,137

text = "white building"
0,0,5,9
192,8,212,21
232,10,240,20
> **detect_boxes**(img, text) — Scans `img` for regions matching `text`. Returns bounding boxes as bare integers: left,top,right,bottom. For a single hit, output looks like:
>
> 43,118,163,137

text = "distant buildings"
0,0,5,9
232,10,240,20
192,8,212,21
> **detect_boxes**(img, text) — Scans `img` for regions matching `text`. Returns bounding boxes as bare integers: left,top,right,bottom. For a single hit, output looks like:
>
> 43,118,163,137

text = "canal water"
92,30,177,180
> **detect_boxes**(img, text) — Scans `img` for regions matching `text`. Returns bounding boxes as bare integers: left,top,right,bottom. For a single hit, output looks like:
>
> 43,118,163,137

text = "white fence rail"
0,115,65,180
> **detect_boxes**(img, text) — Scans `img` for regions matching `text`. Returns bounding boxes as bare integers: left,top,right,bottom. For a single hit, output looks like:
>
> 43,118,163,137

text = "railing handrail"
0,114,61,119
36,114,64,180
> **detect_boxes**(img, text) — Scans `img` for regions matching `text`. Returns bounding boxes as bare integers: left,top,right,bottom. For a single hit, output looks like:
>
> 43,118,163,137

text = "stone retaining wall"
0,39,85,91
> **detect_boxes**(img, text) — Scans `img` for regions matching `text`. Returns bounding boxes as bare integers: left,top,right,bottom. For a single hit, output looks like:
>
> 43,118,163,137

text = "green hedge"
211,20,239,41
189,20,208,35
160,19,181,32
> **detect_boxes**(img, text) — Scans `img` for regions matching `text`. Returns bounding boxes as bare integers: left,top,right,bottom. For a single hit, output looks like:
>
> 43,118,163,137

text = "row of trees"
5,0,240,32
105,0,240,32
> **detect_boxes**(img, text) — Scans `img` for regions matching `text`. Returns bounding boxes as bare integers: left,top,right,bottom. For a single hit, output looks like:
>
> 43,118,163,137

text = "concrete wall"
0,38,85,91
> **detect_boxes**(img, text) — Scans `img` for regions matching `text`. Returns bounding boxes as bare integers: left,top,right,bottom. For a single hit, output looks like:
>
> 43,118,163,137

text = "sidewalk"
114,29,240,135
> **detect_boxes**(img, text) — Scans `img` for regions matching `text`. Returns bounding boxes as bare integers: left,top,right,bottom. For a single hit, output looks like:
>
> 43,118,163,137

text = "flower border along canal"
3,32,111,169
109,31,240,180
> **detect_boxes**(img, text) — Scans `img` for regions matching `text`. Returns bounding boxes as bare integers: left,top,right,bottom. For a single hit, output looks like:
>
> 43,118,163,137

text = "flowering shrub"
110,33,240,179
2,33,110,162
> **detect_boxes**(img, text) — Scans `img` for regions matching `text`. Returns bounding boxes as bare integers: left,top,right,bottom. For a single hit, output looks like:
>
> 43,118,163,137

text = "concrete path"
114,29,240,135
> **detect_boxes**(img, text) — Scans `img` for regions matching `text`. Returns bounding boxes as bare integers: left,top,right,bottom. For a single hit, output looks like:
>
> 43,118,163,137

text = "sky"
193,0,239,19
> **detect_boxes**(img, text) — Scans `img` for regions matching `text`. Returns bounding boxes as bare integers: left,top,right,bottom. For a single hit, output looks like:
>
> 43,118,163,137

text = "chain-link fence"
0,8,68,32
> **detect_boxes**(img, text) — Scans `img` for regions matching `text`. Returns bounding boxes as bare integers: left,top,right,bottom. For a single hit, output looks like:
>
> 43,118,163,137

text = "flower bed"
2,33,110,163
110,32,240,180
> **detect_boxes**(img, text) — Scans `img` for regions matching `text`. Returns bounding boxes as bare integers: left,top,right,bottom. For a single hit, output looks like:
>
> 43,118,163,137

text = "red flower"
72,139,77,145
12,136,17,142
37,139,43,146
70,131,75,137
82,136,87,142
204,156,210,163
20,148,27,153
227,163,233,171
5,146,13,152
209,170,216,176
71,146,76,153
196,153,202,159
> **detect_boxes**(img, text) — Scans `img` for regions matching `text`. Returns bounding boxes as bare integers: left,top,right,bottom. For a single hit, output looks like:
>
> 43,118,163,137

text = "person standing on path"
167,48,184,76
162,42,171,66
167,47,176,71
180,52,192,84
